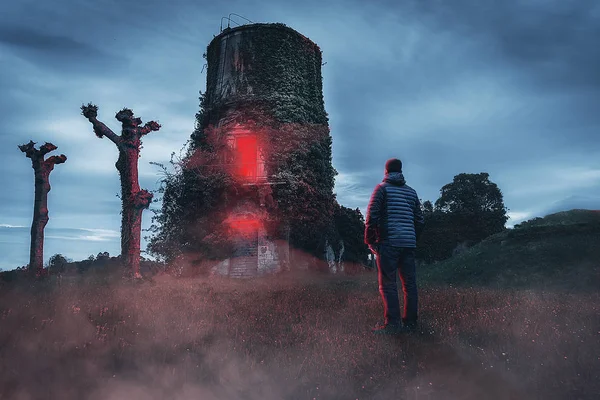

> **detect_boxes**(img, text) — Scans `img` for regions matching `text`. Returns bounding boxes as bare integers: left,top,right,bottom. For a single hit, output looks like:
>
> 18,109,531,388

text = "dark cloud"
0,25,128,75
411,0,600,90
0,26,99,55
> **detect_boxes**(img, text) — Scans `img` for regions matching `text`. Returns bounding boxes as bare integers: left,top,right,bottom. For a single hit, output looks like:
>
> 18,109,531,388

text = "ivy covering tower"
149,23,367,274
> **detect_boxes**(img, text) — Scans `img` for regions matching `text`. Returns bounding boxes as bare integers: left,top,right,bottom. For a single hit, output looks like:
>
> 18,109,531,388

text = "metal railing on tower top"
220,13,255,32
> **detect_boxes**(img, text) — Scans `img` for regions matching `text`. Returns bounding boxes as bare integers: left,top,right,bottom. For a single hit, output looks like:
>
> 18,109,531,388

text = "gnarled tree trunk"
81,103,160,279
19,141,67,277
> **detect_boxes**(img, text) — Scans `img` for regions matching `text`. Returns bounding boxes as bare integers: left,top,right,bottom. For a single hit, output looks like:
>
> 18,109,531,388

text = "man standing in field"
365,158,425,334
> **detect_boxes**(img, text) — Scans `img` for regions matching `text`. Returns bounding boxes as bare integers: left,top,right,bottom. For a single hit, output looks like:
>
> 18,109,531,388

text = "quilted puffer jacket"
364,172,425,248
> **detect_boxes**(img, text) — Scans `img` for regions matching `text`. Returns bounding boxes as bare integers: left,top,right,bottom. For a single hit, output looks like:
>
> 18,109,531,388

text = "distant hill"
514,208,600,228
419,209,600,291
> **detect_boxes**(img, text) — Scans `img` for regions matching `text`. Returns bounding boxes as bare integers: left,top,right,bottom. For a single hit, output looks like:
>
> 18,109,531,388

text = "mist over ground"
1,256,598,399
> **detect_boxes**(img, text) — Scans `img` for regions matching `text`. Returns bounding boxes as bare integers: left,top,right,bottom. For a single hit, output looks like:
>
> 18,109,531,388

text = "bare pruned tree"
19,141,67,277
81,103,160,279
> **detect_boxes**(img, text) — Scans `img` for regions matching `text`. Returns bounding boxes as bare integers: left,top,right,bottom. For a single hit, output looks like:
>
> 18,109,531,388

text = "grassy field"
1,210,598,399
1,269,598,400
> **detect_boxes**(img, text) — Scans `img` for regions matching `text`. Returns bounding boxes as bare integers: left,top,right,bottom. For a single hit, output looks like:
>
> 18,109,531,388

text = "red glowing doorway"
235,135,257,181
226,125,267,183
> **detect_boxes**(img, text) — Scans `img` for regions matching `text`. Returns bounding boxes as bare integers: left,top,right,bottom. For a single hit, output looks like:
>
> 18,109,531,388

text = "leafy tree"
422,200,434,215
434,173,508,243
48,254,71,274
147,140,239,262
416,210,463,263
416,173,508,263
333,205,369,264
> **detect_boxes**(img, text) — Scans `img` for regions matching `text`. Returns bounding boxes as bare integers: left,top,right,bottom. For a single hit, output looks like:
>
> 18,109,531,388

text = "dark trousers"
376,243,418,325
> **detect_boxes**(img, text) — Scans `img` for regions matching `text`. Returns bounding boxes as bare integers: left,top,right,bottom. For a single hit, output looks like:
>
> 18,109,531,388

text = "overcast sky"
1,0,599,269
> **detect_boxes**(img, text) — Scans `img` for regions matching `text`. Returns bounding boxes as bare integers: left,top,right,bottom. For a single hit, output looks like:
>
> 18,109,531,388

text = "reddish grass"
0,270,598,399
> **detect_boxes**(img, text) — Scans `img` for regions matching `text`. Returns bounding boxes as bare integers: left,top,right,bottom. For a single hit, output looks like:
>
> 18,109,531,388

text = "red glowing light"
234,135,258,181
225,213,262,235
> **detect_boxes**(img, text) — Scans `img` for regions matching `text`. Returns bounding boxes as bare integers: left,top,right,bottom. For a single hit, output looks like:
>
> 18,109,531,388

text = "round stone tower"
203,23,328,126
198,23,335,278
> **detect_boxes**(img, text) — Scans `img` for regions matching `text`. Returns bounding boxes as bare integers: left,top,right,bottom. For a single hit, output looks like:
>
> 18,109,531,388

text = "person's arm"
365,184,384,245
413,194,425,241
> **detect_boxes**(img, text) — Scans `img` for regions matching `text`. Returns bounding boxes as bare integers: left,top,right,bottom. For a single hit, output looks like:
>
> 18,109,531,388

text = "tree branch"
18,140,37,159
81,103,122,145
133,189,154,209
39,142,58,156
19,141,62,160
138,121,161,136
44,154,67,167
